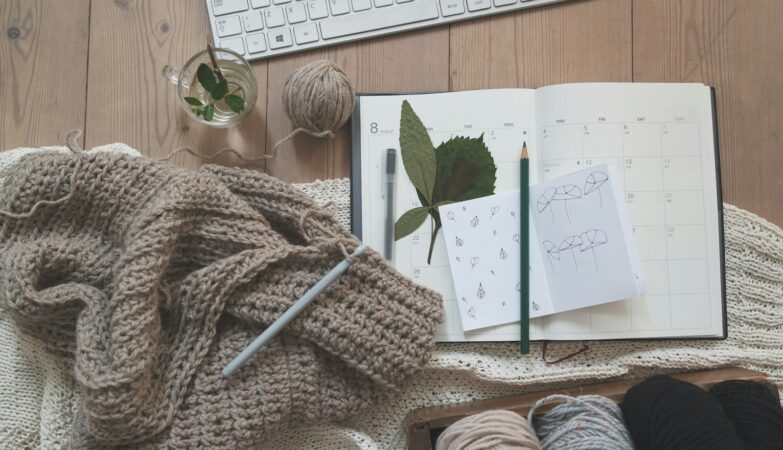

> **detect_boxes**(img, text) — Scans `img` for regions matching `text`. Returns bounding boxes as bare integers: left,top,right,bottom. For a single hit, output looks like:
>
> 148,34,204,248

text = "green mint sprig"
184,63,245,121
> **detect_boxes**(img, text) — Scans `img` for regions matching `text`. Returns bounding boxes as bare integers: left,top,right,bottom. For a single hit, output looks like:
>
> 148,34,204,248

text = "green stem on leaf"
427,220,440,264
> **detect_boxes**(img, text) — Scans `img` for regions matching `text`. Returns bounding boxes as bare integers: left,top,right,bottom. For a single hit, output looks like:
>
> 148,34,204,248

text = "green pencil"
520,142,530,354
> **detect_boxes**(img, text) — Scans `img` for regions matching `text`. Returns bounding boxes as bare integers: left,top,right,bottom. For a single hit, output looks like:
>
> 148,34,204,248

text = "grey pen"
384,148,396,261
222,245,367,378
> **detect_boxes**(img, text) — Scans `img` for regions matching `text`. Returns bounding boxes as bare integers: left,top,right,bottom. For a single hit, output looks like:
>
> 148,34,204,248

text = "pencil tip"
521,143,528,159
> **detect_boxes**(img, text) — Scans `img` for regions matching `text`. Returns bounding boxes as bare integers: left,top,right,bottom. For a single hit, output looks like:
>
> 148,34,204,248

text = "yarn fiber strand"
275,60,355,151
0,152,442,448
621,375,744,450
436,410,541,450
528,394,634,450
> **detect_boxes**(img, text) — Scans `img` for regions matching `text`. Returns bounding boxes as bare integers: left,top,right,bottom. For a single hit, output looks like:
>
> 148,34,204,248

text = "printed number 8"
370,122,378,133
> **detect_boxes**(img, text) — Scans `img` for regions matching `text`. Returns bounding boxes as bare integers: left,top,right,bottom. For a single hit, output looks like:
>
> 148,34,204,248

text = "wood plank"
633,0,783,226
264,29,450,182
0,0,90,150
84,0,268,170
450,0,633,90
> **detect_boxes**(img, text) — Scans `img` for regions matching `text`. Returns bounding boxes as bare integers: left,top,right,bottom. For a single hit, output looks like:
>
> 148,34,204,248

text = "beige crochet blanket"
1,144,782,449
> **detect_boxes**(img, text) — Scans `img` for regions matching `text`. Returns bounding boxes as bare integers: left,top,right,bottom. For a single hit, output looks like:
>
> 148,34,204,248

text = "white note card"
440,164,646,332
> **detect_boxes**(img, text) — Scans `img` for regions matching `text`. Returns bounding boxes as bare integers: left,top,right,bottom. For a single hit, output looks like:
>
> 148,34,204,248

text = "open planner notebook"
351,84,726,342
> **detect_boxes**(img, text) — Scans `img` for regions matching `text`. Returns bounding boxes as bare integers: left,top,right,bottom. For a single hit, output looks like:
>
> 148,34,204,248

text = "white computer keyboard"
206,0,570,60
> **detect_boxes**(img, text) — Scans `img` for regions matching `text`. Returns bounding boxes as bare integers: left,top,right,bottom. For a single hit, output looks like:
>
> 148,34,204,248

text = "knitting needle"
222,245,367,378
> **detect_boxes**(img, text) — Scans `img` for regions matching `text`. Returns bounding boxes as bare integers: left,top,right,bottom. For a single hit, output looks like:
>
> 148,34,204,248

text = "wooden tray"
405,367,776,450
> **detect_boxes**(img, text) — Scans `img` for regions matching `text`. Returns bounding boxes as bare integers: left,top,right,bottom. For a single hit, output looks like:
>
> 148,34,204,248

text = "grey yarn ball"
281,60,355,138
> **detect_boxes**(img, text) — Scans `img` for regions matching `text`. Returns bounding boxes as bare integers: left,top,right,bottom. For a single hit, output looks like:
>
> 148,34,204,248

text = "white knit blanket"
1,144,781,450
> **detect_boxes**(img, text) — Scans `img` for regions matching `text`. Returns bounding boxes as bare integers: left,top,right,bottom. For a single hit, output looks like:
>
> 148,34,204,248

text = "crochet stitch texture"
0,152,442,448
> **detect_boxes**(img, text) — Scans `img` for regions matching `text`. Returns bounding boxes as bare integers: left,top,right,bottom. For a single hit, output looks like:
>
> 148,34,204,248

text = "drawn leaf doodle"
446,211,456,221
580,228,608,270
467,307,476,318
456,236,464,247
513,234,520,243
559,235,583,270
532,301,540,312
584,172,609,207
490,206,500,218
470,216,480,227
477,283,486,299
499,248,508,259
537,187,557,214
470,257,479,269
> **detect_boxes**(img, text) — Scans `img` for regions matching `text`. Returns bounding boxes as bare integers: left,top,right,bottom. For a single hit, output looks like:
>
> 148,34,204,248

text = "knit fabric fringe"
0,145,781,450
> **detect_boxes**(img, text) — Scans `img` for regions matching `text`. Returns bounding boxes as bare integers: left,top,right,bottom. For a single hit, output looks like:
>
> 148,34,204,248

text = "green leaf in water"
202,103,215,121
196,63,217,92
184,96,203,106
225,94,245,114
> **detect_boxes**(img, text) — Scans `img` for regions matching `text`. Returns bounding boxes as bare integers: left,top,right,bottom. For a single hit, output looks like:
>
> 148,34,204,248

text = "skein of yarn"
275,60,355,152
528,394,634,450
436,410,541,450
709,380,783,450
621,375,744,450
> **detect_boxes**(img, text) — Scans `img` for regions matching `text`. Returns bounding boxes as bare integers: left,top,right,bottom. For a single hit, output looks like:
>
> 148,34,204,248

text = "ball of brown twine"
274,60,355,152
436,410,541,450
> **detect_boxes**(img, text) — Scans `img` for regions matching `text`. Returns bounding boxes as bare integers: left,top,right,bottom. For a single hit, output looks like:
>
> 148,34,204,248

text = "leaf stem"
207,44,225,82
427,220,439,264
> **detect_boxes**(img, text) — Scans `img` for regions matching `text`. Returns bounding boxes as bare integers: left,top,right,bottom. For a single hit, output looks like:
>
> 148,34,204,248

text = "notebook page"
533,83,723,340
439,191,553,332
356,90,542,342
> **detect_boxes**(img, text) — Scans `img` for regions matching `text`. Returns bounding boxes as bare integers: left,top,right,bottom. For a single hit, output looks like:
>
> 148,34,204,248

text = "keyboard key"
220,37,246,54
285,3,307,23
268,29,293,49
246,33,267,53
396,0,413,3
321,0,438,39
294,23,319,44
213,0,248,15
439,0,464,16
243,10,264,31
215,16,242,37
264,8,286,27
375,0,394,6
493,0,515,5
273,0,291,4
466,0,490,11
251,0,270,7
352,0,371,11
307,0,329,19
329,0,350,15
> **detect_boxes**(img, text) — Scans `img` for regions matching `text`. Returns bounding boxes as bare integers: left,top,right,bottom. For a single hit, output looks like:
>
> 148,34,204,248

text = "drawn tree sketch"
476,283,486,299
559,235,583,270
499,248,508,259
537,187,557,223
543,240,560,272
537,185,583,224
580,229,608,270
552,185,583,223
584,172,609,207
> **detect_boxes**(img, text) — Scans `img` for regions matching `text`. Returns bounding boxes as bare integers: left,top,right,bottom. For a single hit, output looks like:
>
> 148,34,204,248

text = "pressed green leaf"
432,134,496,205
184,96,203,106
399,100,437,205
203,103,215,121
210,79,228,100
196,63,217,92
394,206,429,241
225,94,245,113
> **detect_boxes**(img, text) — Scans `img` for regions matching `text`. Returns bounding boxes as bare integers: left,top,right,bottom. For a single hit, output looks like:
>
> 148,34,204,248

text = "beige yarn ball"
276,60,355,150
436,410,541,450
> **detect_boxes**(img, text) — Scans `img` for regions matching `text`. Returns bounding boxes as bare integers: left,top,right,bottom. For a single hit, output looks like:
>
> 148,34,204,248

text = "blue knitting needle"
222,245,367,378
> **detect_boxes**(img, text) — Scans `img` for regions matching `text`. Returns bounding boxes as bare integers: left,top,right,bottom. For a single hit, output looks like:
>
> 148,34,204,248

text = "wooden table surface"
1,0,781,225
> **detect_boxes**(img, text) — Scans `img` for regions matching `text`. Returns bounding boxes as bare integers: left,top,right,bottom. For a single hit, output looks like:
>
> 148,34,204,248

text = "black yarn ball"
621,375,744,450
710,380,783,450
